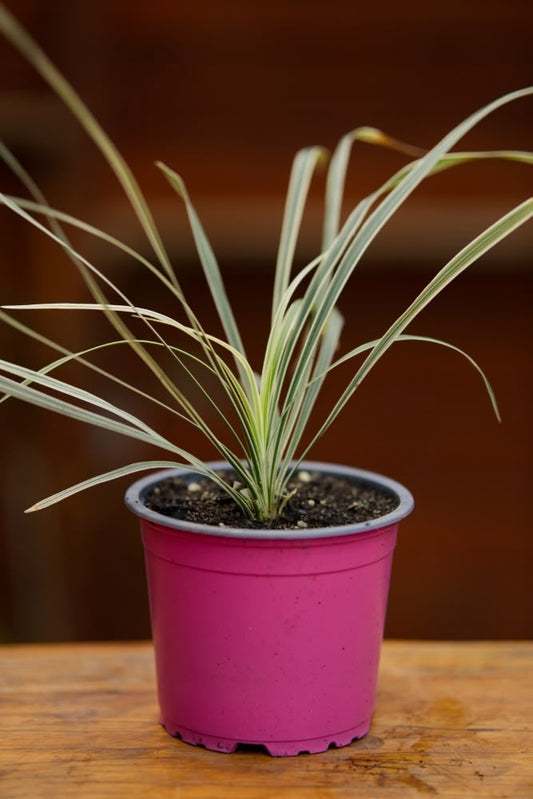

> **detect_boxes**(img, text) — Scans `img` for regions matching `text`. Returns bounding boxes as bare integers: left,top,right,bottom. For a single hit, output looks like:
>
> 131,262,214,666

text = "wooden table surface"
1,641,531,798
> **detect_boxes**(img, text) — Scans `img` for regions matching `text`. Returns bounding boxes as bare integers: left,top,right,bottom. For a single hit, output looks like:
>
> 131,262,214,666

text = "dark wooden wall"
0,0,531,642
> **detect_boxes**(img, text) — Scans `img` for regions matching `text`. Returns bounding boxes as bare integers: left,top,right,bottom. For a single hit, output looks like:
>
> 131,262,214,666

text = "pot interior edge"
125,461,414,541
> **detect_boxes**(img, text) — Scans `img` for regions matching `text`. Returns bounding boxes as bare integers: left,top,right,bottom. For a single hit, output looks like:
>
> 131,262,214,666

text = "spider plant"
0,5,532,522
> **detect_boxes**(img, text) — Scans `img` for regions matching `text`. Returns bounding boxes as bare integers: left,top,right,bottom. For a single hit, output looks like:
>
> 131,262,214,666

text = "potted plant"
1,5,531,755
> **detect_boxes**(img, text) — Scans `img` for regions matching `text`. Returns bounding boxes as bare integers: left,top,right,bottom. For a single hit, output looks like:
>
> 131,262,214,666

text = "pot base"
160,717,370,757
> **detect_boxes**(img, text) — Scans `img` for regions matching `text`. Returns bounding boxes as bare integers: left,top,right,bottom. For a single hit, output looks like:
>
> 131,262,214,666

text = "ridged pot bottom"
160,717,370,757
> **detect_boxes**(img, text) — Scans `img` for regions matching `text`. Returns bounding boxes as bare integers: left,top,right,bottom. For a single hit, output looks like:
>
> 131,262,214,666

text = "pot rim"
125,461,414,540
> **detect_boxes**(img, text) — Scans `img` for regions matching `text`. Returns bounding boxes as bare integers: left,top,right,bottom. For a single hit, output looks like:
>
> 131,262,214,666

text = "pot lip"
124,461,414,541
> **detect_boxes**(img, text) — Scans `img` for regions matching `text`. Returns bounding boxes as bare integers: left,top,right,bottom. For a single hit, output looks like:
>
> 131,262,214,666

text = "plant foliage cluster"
0,5,531,520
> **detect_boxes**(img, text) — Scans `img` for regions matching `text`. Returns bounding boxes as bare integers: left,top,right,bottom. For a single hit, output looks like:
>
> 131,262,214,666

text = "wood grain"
1,641,531,797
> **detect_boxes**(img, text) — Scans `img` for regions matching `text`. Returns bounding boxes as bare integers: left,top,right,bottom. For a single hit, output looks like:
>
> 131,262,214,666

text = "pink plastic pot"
125,462,413,756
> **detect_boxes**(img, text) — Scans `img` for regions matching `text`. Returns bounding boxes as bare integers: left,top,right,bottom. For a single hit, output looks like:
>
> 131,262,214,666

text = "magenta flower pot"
126,462,413,756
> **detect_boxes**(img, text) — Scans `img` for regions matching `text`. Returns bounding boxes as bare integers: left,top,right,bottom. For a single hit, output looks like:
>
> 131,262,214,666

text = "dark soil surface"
144,469,399,530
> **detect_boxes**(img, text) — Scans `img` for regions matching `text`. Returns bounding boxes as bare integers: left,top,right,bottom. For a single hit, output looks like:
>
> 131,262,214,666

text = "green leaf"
272,146,327,321
0,371,183,453
322,126,424,250
25,461,185,512
156,162,253,396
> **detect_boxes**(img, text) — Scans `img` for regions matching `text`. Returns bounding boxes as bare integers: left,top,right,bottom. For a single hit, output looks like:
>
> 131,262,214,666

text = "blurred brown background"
0,0,531,642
